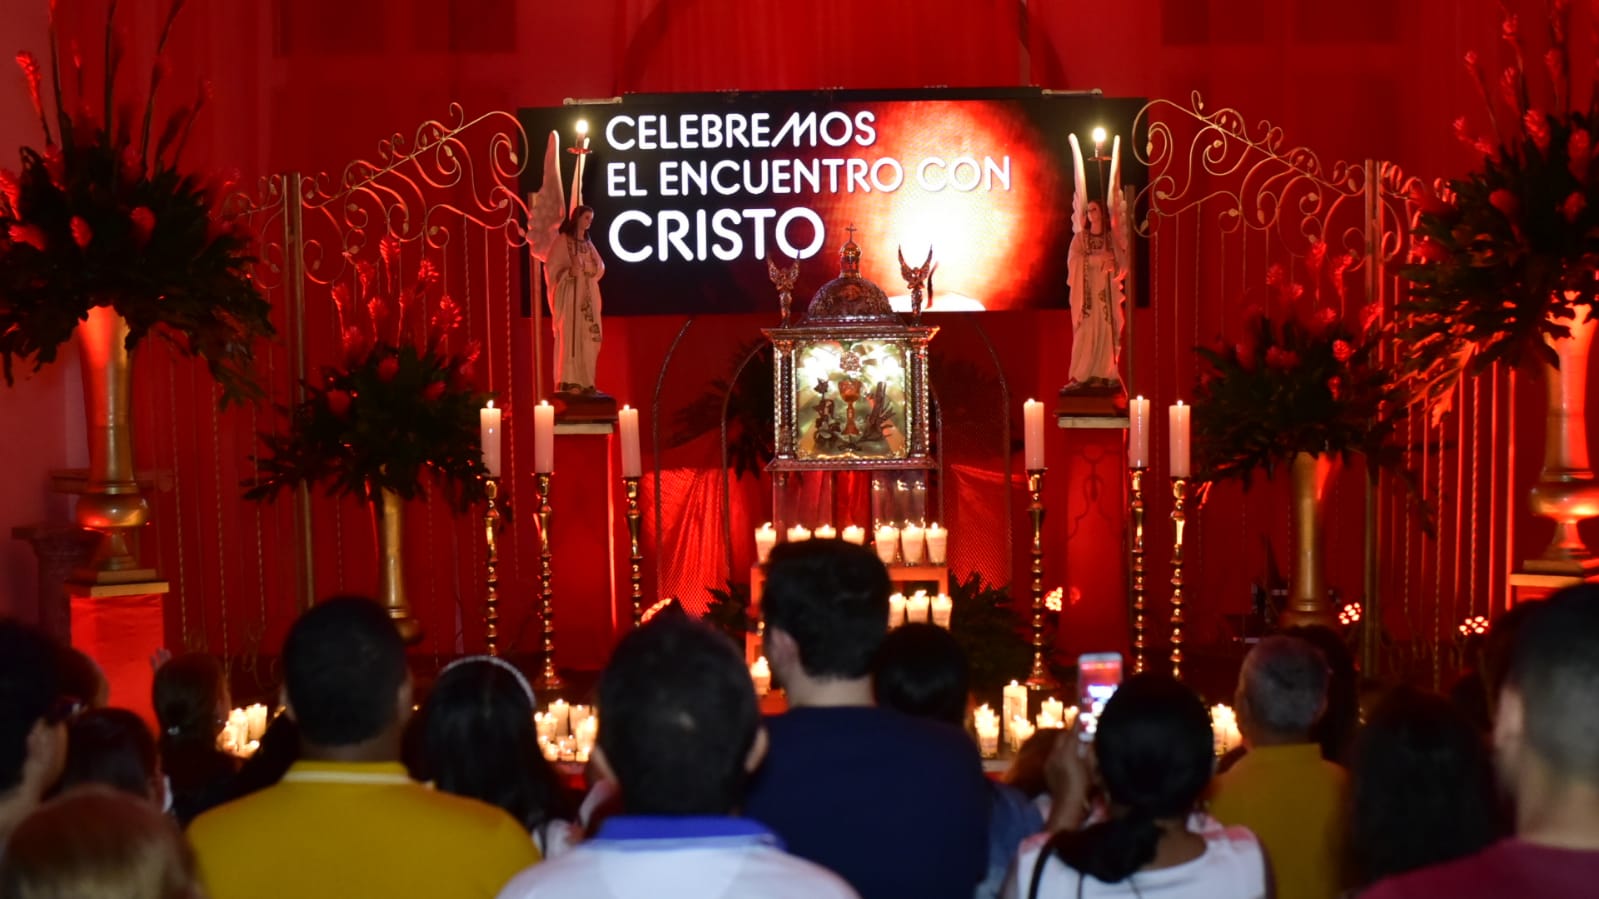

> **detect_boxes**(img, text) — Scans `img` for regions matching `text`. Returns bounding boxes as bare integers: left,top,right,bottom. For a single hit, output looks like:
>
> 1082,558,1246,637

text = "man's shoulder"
498,844,860,899
191,778,524,844
1362,850,1501,899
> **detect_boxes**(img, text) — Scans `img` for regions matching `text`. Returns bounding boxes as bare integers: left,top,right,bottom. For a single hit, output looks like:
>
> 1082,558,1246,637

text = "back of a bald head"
1508,586,1599,783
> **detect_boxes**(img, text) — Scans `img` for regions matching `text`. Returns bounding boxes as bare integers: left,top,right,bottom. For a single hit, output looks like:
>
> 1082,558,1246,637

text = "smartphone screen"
1077,652,1124,742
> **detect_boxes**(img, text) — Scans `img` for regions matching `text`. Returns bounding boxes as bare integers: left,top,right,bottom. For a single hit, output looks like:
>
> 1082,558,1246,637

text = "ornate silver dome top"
803,229,896,323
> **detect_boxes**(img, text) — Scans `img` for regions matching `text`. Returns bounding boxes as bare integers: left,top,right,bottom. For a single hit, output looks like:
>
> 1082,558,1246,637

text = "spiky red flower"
8,223,47,252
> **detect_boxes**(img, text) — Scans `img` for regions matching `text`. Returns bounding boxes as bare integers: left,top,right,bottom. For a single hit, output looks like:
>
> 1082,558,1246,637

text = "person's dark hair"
152,654,227,751
557,204,594,237
1284,625,1359,764
598,615,759,815
1041,674,1213,886
1506,586,1599,783
230,713,298,800
57,709,159,801
408,658,573,833
1350,686,1500,885
763,538,890,680
0,785,200,899
872,623,970,727
282,596,408,747
1237,634,1329,740
0,620,63,793
56,647,109,710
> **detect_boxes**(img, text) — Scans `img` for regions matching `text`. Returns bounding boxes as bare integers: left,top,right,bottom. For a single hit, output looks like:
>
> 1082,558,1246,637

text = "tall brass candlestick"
623,475,643,626
1025,469,1060,691
1169,477,1189,680
1129,467,1147,674
534,472,564,692
483,478,502,656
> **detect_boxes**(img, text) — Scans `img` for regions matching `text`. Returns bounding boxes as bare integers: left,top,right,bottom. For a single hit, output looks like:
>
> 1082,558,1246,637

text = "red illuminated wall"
0,0,1566,682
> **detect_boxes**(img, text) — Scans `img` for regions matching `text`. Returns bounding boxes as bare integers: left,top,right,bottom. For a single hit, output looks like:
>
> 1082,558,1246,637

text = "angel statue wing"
1108,134,1130,271
527,130,566,263
1067,132,1087,234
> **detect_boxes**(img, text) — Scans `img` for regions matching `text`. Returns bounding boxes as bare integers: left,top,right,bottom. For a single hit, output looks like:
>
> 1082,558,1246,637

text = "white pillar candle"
755,522,778,564
841,525,866,545
973,704,1000,758
787,524,812,542
1169,400,1191,478
1128,395,1150,469
888,593,907,628
618,405,642,478
569,704,592,734
479,401,503,477
900,522,925,565
534,400,555,473
245,703,269,742
547,699,570,737
906,591,930,624
931,593,953,628
814,523,837,540
1002,680,1028,744
874,525,900,565
1041,696,1065,725
539,736,560,762
1024,398,1045,470
925,522,948,564
750,656,771,696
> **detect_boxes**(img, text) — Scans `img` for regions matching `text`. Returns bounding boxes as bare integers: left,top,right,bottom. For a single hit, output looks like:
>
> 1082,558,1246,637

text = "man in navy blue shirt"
745,539,989,899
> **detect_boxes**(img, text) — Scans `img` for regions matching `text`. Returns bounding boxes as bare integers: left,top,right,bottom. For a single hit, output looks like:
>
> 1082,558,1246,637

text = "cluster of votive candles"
218,704,270,758
754,522,948,566
888,590,953,629
535,700,598,763
1023,396,1189,475
477,401,644,478
968,693,1245,759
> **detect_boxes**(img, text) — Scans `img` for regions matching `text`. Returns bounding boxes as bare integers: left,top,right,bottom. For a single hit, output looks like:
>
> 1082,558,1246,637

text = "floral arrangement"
1194,251,1411,489
0,0,274,403
246,239,489,512
1400,1,1599,414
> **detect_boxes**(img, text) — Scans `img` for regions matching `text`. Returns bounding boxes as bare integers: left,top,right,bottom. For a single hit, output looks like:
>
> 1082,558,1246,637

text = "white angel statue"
1063,131,1130,393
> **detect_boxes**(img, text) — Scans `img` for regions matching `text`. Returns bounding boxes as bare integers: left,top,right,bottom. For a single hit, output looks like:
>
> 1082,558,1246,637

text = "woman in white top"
1004,674,1270,899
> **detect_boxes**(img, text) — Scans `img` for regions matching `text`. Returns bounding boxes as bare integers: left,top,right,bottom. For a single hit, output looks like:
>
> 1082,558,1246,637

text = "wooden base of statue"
1056,383,1129,424
549,391,619,426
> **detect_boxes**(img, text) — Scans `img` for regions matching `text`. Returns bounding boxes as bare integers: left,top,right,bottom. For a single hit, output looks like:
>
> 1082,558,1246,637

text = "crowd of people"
2,537,1598,898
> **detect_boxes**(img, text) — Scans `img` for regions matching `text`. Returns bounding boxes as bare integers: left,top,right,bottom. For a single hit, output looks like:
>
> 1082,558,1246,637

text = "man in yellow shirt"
1208,634,1349,899
189,597,538,899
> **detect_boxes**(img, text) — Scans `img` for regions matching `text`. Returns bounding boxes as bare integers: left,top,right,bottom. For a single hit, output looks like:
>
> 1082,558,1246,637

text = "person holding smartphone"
1005,674,1268,899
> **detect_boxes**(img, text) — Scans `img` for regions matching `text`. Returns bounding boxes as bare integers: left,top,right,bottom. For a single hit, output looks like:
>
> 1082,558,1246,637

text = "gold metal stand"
483,477,501,656
1129,467,1147,674
1170,477,1189,680
534,472,564,692
1025,469,1060,691
623,475,643,626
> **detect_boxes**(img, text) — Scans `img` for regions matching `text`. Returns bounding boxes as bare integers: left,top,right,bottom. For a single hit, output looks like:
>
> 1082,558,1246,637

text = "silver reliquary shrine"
764,233,938,473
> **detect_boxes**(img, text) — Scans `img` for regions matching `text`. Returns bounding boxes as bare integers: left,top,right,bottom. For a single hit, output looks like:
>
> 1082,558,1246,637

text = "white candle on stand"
1003,680,1029,745
931,593,953,628
926,522,948,564
479,401,503,477
787,524,812,542
1041,696,1065,725
245,704,269,742
618,405,642,478
548,699,570,737
814,523,837,540
1024,399,1045,470
874,525,900,565
900,522,925,564
750,656,771,696
906,591,931,624
888,592,907,628
754,523,778,564
974,704,1000,758
534,400,555,473
841,525,866,545
1129,395,1150,469
1169,400,1191,478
